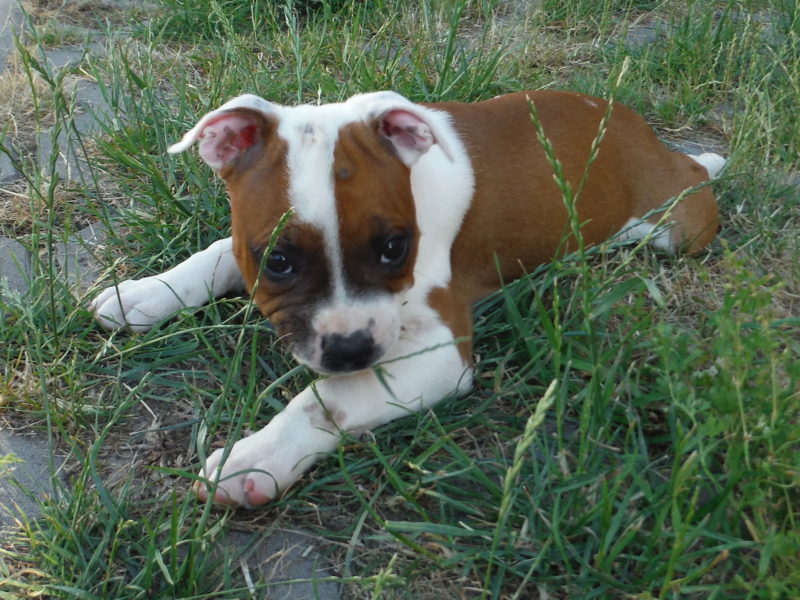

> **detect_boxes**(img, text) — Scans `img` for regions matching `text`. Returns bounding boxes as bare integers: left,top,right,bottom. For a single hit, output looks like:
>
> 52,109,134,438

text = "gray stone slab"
667,139,718,156
0,430,61,533
0,0,23,71
37,78,119,182
0,236,31,296
48,40,106,67
625,25,660,49
224,530,340,600
37,112,103,182
37,125,78,181
65,75,115,124
53,222,108,294
0,147,19,182
43,45,85,71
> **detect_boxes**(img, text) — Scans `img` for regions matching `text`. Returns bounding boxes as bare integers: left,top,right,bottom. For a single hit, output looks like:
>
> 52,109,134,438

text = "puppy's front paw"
90,278,185,332
194,430,299,509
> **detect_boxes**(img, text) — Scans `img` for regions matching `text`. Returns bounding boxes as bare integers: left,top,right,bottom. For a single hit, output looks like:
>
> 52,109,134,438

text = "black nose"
320,330,378,373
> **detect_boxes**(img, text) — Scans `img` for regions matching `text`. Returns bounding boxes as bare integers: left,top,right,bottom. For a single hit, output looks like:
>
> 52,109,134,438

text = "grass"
1,0,798,598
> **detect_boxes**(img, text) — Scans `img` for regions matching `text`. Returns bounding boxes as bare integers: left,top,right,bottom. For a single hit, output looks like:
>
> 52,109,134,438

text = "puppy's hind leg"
669,152,725,254
618,151,725,254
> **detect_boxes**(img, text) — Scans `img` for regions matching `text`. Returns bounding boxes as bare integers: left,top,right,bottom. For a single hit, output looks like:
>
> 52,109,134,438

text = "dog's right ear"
168,94,277,172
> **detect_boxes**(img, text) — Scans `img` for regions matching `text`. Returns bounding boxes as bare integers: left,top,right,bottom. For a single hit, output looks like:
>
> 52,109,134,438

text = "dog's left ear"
374,106,453,166
168,94,277,171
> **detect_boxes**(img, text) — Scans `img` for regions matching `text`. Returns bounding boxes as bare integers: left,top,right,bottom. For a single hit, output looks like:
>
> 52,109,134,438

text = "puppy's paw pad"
243,479,272,507
194,439,291,509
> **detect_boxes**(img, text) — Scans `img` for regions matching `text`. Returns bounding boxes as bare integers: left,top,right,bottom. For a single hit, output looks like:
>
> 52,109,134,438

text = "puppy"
92,90,724,507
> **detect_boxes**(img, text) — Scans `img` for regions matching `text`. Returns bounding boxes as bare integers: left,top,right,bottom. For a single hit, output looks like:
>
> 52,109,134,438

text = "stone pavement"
0,431,63,532
0,2,340,597
0,0,19,72
0,0,116,533
0,0,49,535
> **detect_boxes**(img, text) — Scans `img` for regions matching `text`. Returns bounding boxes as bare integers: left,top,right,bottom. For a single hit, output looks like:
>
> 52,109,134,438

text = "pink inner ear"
380,109,435,161
198,113,260,169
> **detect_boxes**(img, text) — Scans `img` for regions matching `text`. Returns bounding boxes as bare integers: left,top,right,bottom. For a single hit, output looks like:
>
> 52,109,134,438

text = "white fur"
407,143,474,295
616,218,674,252
91,237,242,331
689,152,726,179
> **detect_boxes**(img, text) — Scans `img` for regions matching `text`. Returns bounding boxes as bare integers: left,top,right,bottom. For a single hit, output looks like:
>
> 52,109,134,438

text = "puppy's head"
169,93,447,374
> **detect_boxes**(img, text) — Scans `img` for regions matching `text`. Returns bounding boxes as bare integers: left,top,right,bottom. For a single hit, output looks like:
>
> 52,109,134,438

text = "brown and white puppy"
92,90,724,508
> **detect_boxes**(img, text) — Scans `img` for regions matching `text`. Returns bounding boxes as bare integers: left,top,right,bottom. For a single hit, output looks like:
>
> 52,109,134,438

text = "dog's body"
92,90,723,507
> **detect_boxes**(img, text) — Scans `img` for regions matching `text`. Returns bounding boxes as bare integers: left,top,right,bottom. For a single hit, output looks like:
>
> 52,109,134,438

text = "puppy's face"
169,94,442,373
178,97,439,375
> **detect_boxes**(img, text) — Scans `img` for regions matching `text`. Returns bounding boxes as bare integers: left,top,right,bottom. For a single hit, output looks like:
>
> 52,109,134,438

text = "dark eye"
380,235,409,267
265,250,294,280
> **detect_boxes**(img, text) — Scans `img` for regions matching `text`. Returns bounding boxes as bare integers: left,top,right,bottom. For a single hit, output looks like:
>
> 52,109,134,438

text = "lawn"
0,0,798,598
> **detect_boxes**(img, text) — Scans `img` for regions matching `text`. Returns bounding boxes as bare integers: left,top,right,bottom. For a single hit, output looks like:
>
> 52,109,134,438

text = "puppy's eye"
265,251,294,280
380,235,409,267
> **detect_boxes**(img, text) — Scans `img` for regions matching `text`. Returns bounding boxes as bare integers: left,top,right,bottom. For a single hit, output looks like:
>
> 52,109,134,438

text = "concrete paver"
0,145,20,182
0,0,22,71
0,236,31,296
223,530,340,600
53,221,108,293
0,431,62,533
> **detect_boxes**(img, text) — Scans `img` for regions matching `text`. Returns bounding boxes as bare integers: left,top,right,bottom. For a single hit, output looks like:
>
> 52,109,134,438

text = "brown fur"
423,91,718,357
333,123,419,295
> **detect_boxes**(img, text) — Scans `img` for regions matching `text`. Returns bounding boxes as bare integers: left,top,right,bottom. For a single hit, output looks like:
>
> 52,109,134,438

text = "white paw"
90,277,186,332
194,430,300,509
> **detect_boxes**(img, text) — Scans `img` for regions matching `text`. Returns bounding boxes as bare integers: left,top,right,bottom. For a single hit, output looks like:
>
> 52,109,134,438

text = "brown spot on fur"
220,110,292,302
333,122,418,295
305,399,346,433
218,109,334,358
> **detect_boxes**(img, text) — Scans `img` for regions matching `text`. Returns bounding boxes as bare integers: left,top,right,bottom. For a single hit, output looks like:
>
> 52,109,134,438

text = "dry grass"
23,0,133,31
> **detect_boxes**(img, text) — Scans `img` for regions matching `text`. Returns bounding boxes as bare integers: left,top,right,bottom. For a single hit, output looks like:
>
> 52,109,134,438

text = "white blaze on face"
276,102,404,371
278,104,350,302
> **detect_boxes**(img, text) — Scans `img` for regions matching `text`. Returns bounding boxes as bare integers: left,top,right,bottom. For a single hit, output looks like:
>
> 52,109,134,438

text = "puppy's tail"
689,152,727,179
